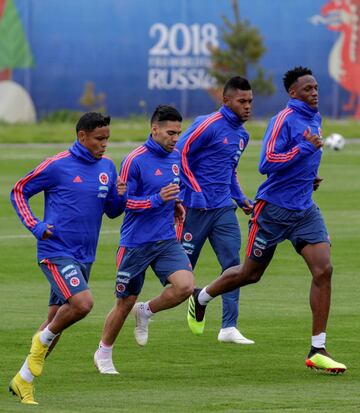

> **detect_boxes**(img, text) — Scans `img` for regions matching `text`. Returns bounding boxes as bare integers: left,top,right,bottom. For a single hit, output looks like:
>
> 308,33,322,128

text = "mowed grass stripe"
0,144,359,412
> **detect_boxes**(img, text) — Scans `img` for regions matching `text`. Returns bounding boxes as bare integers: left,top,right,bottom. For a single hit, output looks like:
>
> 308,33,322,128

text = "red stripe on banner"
116,246,126,268
246,200,266,257
120,146,147,182
181,112,222,192
13,151,70,228
44,259,71,300
0,1,6,18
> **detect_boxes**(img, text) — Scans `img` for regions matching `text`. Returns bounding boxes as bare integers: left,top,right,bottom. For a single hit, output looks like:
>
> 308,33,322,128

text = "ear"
77,130,86,143
288,87,296,98
223,94,229,105
151,123,158,137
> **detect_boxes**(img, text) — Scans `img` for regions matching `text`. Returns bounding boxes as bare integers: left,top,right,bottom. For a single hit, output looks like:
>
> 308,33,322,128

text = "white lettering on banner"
148,69,216,90
148,23,219,90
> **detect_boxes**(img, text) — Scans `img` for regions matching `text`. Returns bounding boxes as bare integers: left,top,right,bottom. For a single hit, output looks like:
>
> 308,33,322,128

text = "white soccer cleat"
94,350,119,374
218,327,255,344
133,302,150,346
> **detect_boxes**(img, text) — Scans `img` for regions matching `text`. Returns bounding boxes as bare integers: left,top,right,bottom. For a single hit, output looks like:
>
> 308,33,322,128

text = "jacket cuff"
32,221,48,240
150,193,165,208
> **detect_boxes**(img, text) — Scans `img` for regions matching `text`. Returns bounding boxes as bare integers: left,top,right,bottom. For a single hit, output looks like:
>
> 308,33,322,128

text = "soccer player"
9,112,126,404
176,76,254,344
187,67,347,373
94,105,194,374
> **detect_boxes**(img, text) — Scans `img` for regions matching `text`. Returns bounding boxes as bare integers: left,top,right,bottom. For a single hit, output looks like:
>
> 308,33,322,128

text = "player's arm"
10,161,55,240
259,119,321,175
230,170,253,215
122,160,179,213
178,121,214,209
174,201,185,225
104,172,127,218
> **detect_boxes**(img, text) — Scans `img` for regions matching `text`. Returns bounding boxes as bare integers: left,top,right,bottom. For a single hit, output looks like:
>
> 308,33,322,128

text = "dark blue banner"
3,0,358,119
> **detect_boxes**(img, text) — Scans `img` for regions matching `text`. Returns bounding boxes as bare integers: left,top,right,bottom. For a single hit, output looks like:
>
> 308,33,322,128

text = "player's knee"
313,263,333,284
244,268,263,284
117,296,137,313
74,298,94,318
176,283,194,300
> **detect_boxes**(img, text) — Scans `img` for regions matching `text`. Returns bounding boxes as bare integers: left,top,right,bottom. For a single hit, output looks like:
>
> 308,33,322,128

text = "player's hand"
42,224,54,240
313,176,323,191
174,202,186,224
305,127,323,149
117,177,127,196
241,198,254,215
160,183,180,202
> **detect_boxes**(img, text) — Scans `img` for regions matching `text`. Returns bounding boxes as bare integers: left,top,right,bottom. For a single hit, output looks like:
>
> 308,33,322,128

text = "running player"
94,105,194,374
176,76,254,344
187,67,346,373
9,112,126,404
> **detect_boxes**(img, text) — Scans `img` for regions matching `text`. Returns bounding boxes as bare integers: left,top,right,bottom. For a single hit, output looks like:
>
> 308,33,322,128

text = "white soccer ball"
325,133,345,151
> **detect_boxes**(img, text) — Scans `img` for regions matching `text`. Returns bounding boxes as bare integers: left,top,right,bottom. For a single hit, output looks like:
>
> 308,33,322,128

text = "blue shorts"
246,201,330,262
115,239,192,298
179,205,241,270
39,258,92,306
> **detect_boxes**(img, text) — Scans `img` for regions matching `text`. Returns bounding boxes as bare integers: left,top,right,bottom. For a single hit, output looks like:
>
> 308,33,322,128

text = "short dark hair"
150,105,182,125
283,66,313,92
76,112,111,133
223,76,251,96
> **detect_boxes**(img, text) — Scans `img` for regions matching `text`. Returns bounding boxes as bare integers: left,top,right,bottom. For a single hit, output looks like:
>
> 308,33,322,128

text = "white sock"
19,357,34,383
39,326,57,346
97,340,113,359
198,287,213,306
142,301,154,318
312,332,326,349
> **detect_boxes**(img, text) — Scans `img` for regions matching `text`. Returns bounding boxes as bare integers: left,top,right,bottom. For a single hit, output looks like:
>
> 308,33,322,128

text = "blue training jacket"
10,140,125,263
256,98,322,211
176,105,249,210
119,135,180,247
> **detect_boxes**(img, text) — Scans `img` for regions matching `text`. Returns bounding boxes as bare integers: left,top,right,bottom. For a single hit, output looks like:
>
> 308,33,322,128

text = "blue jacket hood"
69,140,100,163
144,134,171,157
287,98,319,120
219,105,244,129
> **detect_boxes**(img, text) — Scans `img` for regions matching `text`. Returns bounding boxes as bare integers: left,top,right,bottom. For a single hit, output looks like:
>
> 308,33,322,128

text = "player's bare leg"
187,258,269,335
133,270,194,345
94,295,137,374
39,305,61,358
301,242,346,373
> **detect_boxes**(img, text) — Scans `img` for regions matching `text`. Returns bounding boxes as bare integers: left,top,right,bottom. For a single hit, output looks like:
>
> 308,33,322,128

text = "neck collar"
145,134,171,157
220,105,244,128
69,140,99,163
287,98,319,119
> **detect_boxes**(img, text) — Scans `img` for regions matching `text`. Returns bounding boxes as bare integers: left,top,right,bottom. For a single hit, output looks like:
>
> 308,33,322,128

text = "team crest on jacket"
239,139,245,151
99,172,109,185
184,232,193,242
172,164,179,175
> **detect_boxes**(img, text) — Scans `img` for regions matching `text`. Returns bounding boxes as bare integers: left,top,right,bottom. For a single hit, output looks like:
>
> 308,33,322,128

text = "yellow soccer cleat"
187,288,206,336
28,331,49,377
9,373,38,405
306,350,347,374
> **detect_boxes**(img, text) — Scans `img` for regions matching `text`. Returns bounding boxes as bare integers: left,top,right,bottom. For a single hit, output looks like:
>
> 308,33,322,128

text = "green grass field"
1,116,360,143
0,142,359,412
